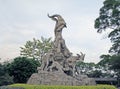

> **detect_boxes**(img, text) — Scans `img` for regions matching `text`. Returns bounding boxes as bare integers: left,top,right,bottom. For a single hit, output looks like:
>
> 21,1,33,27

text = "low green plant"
0,86,24,89
9,84,117,89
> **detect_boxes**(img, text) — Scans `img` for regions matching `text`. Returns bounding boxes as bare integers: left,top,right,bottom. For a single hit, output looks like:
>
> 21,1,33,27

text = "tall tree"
20,37,53,62
94,0,120,54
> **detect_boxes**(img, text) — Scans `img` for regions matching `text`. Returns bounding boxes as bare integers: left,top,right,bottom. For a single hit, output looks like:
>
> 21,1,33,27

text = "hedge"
9,84,117,89
0,86,24,89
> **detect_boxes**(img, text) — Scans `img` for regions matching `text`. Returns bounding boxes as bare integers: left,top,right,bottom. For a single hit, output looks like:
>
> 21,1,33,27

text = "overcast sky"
0,0,111,63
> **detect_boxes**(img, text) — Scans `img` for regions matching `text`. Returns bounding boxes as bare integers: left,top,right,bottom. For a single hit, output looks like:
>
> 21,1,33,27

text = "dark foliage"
95,0,120,54
0,64,13,86
8,57,40,83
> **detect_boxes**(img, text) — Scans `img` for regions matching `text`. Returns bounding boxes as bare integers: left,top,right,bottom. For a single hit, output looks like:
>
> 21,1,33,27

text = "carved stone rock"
27,14,96,86
27,71,96,86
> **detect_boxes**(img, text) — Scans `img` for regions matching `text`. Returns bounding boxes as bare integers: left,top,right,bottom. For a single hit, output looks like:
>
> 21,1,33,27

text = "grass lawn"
9,84,117,89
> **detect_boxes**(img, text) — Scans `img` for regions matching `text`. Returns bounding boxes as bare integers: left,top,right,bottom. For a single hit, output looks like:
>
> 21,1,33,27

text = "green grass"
9,84,117,89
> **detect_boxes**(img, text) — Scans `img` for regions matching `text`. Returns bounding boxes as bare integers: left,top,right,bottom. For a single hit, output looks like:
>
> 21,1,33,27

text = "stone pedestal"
27,71,96,86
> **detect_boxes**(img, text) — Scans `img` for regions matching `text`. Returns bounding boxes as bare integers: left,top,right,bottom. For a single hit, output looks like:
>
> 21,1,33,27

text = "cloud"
0,0,111,63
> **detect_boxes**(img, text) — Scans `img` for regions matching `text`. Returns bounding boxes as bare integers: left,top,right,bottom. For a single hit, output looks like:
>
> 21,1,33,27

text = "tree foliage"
20,37,53,61
76,62,96,75
109,55,120,77
76,62,103,78
95,0,120,54
98,54,112,66
0,63,13,86
76,61,115,78
8,57,40,83
98,54,120,77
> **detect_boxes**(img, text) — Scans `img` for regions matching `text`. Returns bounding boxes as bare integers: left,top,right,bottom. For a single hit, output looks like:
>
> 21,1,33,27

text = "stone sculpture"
27,14,96,85
48,14,71,58
64,53,85,77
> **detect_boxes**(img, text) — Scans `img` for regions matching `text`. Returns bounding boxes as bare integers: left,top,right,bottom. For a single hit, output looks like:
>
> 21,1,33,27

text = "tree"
0,63,13,86
98,54,112,66
20,37,53,62
97,55,120,85
108,55,120,86
76,62,97,77
110,55,120,76
8,57,40,83
95,1,120,85
94,0,120,54
88,70,103,78
97,54,116,78
76,61,114,78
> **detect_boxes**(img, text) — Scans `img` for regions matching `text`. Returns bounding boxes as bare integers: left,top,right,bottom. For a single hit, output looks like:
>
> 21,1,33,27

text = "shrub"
0,86,24,89
10,84,117,89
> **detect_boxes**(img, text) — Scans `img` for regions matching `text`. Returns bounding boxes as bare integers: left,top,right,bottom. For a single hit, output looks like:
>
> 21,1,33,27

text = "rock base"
27,71,96,86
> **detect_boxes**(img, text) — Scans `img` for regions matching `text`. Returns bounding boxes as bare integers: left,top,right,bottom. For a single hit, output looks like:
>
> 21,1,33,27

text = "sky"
0,0,112,63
